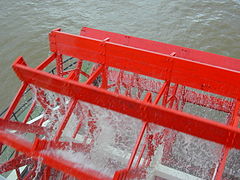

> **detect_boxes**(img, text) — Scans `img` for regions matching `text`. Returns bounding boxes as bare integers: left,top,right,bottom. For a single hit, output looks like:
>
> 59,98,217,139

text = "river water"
0,0,239,109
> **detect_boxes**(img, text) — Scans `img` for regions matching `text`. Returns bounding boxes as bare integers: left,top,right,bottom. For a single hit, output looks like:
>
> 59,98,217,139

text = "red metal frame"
0,27,239,180
49,29,240,99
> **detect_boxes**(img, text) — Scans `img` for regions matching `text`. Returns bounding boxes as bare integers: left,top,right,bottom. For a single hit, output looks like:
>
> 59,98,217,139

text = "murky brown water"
0,0,239,109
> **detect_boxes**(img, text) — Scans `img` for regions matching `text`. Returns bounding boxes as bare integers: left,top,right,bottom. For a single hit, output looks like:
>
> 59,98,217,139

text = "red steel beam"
80,27,240,72
38,153,110,180
3,82,28,121
49,30,240,99
0,118,48,135
0,131,111,180
215,100,240,179
22,100,36,124
36,53,56,70
0,131,32,153
85,65,104,85
127,93,151,171
12,57,240,149
53,99,77,141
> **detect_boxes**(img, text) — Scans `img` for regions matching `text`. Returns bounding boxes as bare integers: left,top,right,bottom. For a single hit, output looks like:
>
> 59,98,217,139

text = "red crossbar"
0,118,48,135
49,29,240,99
80,27,240,71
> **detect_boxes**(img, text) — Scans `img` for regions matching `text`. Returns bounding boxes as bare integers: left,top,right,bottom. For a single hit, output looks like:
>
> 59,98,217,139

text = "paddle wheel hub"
0,27,240,179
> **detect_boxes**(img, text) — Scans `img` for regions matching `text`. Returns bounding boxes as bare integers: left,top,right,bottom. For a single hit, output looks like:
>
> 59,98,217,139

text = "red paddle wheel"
0,27,239,179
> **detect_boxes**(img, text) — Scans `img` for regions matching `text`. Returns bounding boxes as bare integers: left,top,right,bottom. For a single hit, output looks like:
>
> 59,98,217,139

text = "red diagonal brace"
0,154,33,173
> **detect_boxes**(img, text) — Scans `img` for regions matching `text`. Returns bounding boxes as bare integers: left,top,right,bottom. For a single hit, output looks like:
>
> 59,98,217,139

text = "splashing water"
29,84,232,179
